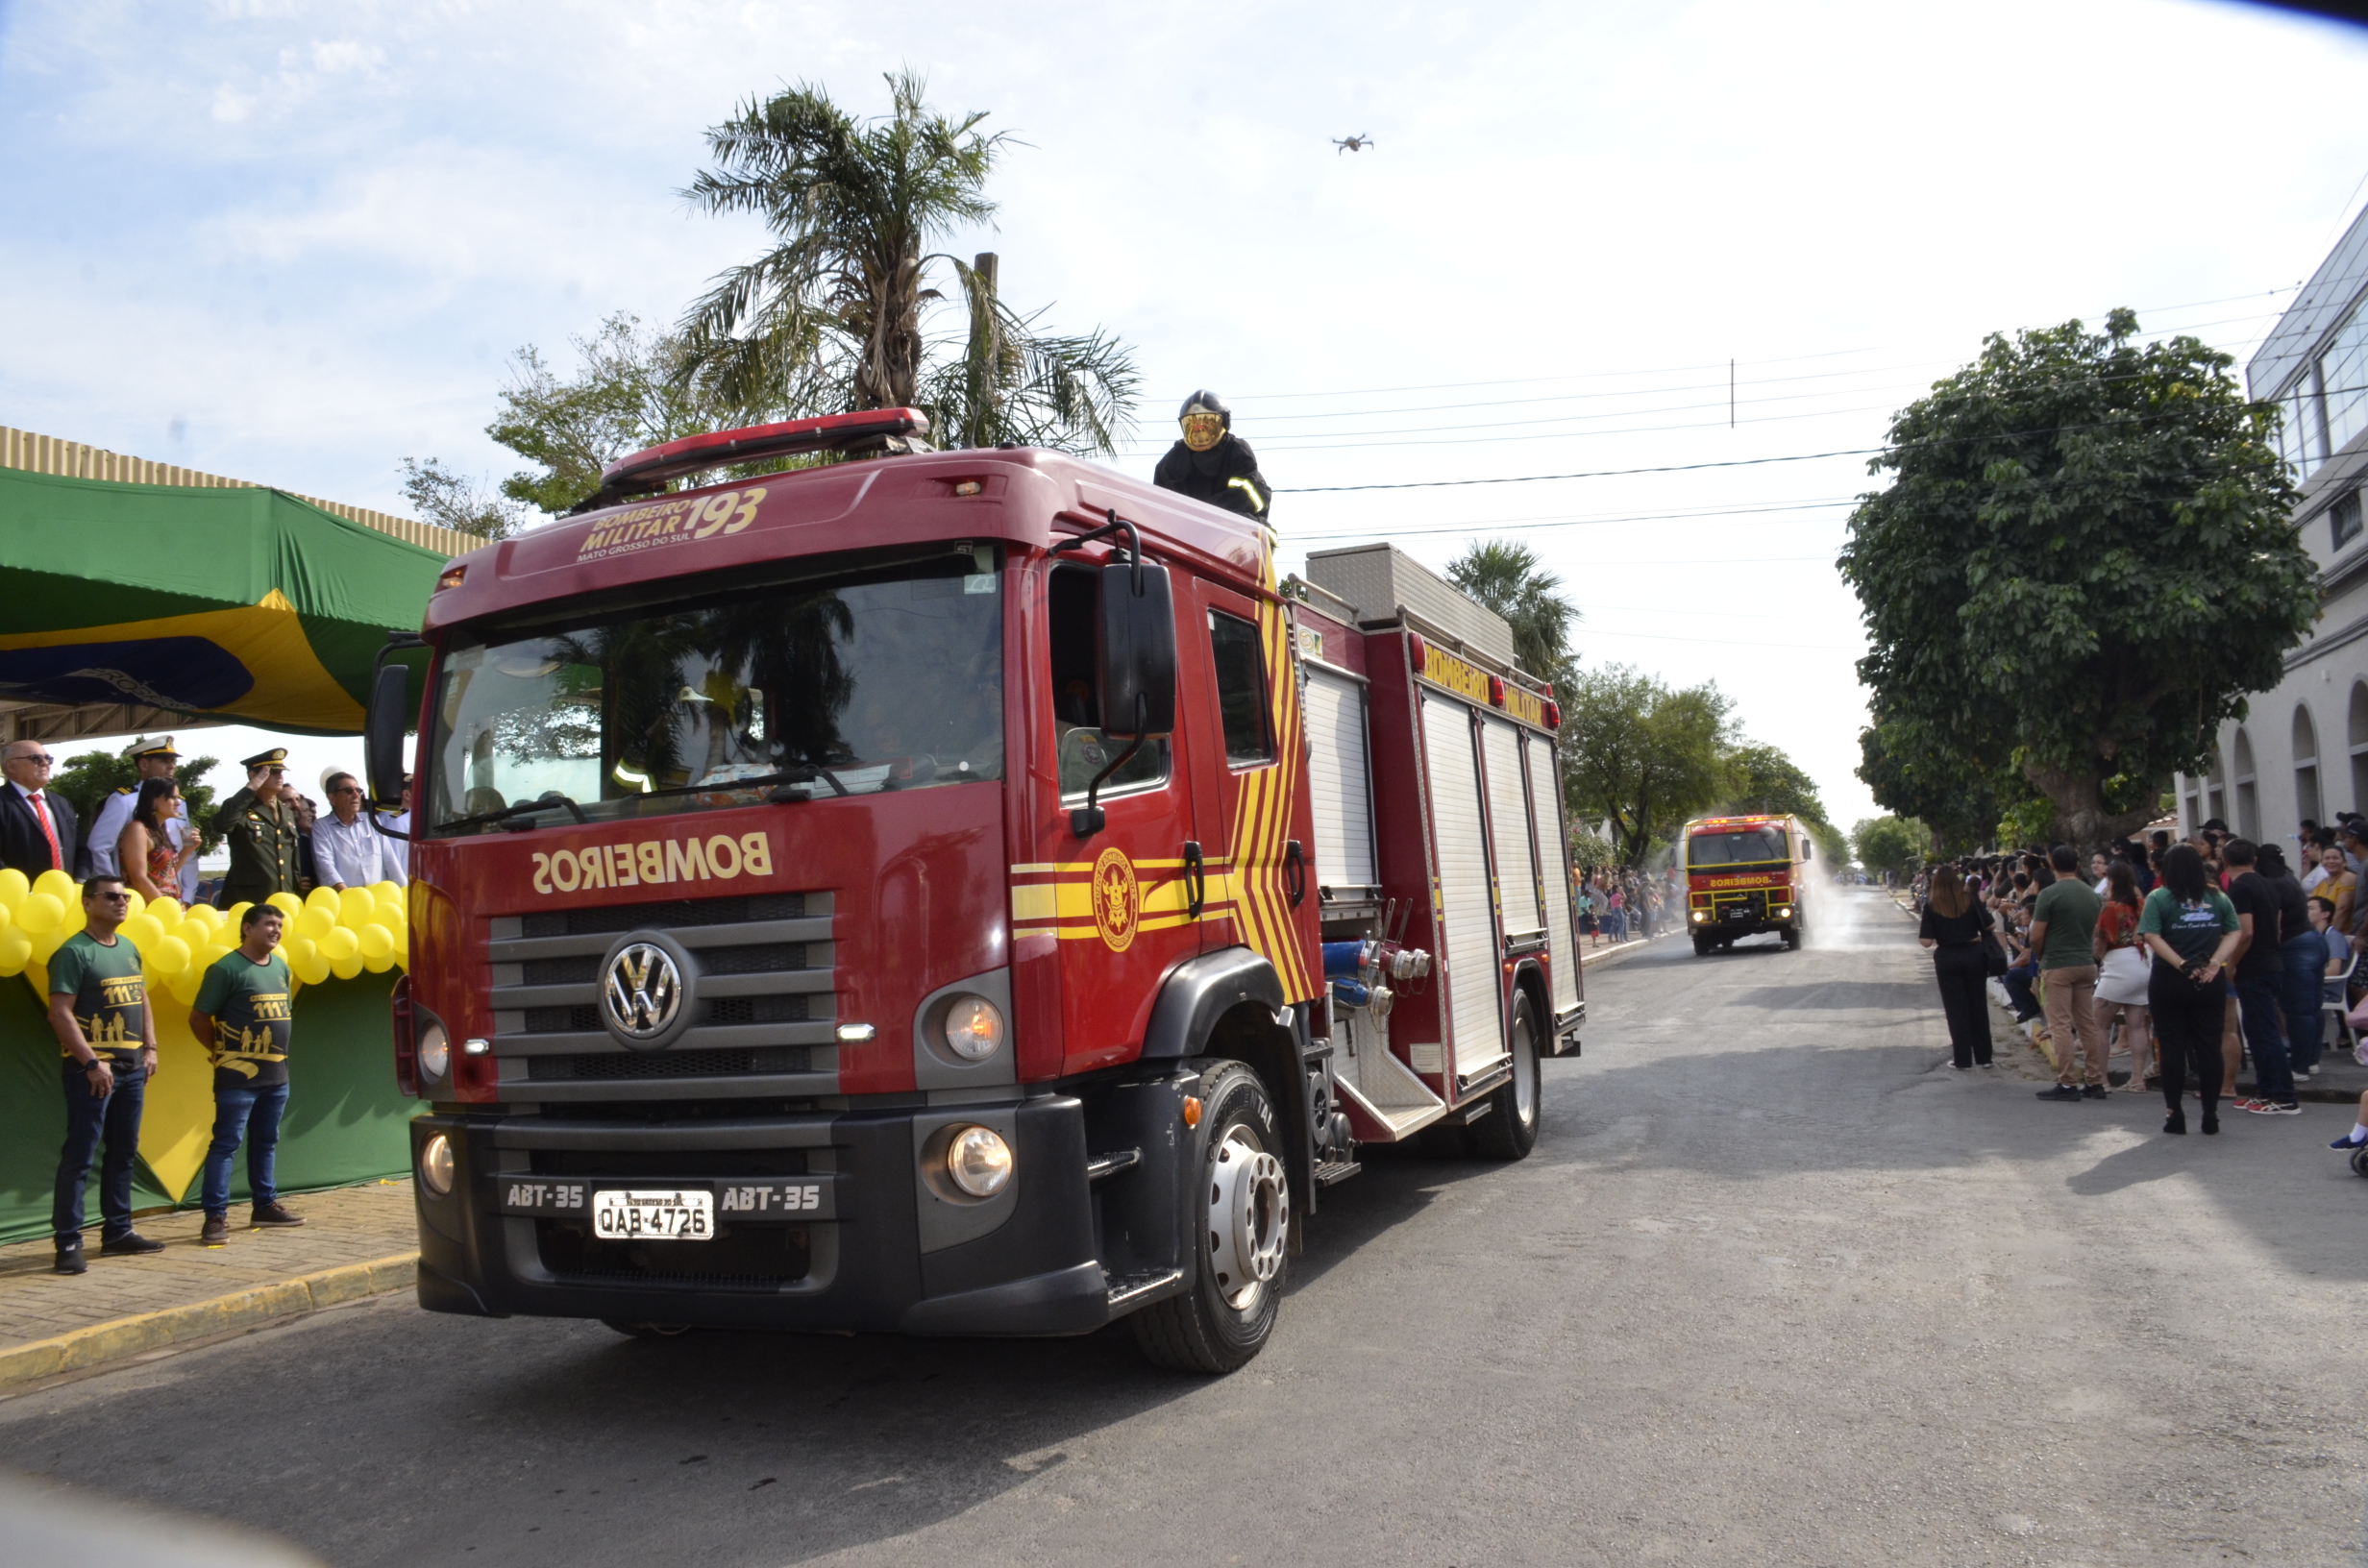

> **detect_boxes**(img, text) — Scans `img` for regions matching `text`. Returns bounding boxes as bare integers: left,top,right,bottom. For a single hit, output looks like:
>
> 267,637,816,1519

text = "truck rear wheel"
1131,1061,1288,1374
1472,994,1542,1160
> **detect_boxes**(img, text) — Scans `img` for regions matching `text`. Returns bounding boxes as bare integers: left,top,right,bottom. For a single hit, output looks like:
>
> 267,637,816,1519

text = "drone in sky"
1332,134,1374,155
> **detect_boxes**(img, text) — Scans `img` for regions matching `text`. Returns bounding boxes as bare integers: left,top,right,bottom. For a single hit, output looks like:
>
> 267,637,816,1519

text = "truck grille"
528,1148,811,1179
536,1221,812,1289
486,890,838,1101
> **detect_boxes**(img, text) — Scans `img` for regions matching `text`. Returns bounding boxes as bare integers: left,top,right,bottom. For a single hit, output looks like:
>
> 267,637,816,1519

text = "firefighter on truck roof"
1153,390,1271,521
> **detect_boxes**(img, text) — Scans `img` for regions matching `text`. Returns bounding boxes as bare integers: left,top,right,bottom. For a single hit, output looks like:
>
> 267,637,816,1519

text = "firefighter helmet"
1178,390,1231,453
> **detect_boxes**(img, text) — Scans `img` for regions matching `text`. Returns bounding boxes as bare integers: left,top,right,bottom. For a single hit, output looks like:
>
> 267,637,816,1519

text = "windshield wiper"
623,766,853,804
441,793,590,832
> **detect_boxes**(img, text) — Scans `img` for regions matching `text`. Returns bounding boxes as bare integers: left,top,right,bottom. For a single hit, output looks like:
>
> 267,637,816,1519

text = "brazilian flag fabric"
0,467,446,733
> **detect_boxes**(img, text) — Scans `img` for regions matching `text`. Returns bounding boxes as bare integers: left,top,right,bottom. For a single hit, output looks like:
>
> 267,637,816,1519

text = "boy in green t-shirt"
188,902,306,1245
47,874,165,1274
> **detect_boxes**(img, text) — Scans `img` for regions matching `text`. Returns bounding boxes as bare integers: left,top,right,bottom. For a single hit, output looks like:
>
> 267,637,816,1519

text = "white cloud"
210,83,253,121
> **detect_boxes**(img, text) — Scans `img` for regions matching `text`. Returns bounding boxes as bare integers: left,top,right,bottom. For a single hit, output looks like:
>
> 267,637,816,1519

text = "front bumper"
407,1095,1110,1336
1690,895,1795,936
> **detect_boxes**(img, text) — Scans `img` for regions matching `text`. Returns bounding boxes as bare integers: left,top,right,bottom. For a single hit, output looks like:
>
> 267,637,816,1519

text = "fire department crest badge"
1092,846,1140,953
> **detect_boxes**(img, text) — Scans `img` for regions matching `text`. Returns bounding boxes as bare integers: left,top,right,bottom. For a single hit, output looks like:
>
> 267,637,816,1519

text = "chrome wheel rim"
1206,1125,1288,1311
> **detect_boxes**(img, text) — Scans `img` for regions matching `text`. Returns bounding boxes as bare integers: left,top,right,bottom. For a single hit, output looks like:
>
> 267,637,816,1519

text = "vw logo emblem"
603,942,682,1041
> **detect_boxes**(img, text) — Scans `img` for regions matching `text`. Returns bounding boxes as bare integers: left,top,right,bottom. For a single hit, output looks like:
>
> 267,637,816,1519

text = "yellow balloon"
34,869,76,904
358,923,394,961
306,884,340,912
266,892,303,919
318,925,359,962
0,927,29,974
202,942,236,972
26,956,48,993
294,905,334,942
121,913,164,950
149,934,191,976
369,880,404,905
331,949,365,981
168,965,204,1005
337,885,377,924
225,901,255,931
31,923,68,963
15,892,62,935
148,895,182,925
0,868,27,905
296,950,333,987
0,900,12,937
282,934,317,968
122,889,146,919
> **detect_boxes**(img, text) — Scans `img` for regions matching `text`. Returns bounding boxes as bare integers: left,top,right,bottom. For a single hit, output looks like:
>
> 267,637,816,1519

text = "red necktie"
28,791,62,871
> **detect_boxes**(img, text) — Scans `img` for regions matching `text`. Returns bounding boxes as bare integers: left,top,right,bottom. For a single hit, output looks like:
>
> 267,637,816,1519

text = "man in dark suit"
1,739,87,879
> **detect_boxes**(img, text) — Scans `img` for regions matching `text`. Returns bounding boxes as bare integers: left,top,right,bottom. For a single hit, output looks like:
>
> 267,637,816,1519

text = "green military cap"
240,747,289,769
122,734,179,761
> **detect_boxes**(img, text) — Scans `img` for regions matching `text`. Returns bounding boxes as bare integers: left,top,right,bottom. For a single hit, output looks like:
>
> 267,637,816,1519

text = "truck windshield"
1688,827,1788,868
425,553,1001,837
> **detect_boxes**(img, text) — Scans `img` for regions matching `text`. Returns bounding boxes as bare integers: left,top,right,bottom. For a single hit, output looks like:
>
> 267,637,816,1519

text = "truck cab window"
1048,565,1170,799
1208,610,1273,767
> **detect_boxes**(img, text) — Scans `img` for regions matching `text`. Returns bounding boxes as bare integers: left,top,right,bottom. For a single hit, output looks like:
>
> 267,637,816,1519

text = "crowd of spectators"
1575,865,1687,945
1912,816,2368,1136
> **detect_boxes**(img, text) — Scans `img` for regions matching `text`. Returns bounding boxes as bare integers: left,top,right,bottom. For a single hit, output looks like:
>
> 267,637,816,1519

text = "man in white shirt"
86,737,187,882
374,774,412,879
311,770,405,890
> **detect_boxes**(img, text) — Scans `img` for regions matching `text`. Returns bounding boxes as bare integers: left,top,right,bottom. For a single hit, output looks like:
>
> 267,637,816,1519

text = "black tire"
1692,933,1713,957
2350,1142,2368,1180
602,1320,693,1338
1473,994,1542,1160
1131,1061,1289,1374
1782,924,1802,950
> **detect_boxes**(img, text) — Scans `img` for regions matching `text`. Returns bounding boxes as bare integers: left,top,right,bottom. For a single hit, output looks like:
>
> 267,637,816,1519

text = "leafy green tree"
1718,740,1843,861
1566,823,1618,872
1840,309,2312,851
1851,815,1932,878
398,457,525,540
1562,664,1733,868
486,314,719,516
1447,540,1579,683
52,749,224,854
676,72,1136,454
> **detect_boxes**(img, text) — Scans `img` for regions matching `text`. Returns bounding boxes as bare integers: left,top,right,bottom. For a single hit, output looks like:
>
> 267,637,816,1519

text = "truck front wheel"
1131,1061,1288,1374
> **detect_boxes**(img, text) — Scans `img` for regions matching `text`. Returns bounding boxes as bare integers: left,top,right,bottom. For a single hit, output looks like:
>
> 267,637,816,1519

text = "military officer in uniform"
1152,391,1272,521
217,748,303,909
86,736,186,883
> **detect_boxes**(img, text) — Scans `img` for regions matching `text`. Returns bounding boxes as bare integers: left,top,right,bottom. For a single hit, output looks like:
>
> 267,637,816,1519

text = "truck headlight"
942,995,1005,1062
417,1020,450,1083
1690,909,1708,922
418,1132,455,1196
946,1125,1014,1197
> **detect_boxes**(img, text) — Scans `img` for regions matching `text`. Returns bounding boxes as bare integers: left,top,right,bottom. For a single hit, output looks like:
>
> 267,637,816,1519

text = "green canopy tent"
0,465,451,1244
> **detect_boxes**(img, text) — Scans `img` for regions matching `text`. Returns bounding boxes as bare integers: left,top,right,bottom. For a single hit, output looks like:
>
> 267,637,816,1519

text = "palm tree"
1446,540,1579,682
676,72,1136,454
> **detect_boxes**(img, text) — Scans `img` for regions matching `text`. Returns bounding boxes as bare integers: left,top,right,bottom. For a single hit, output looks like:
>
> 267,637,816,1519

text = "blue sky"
6,0,2368,824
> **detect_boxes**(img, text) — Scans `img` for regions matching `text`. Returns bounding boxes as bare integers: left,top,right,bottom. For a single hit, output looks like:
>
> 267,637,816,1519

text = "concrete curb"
1580,933,1679,974
0,1252,415,1390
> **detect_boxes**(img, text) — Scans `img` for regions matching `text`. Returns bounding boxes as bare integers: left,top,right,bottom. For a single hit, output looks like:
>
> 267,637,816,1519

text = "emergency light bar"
598,408,932,493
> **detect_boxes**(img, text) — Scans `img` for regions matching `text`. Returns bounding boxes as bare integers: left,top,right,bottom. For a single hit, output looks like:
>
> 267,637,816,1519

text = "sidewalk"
0,1180,418,1390
1580,929,1679,974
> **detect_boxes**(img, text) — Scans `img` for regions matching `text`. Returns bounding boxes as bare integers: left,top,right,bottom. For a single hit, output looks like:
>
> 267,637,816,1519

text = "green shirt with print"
194,949,294,1091
2136,886,2241,969
2031,877,2104,970
47,930,148,1063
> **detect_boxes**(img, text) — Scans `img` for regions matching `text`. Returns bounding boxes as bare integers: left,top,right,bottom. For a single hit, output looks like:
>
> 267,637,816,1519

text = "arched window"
2352,682,2368,819
2207,743,2228,829
2295,704,2323,830
2233,727,2259,841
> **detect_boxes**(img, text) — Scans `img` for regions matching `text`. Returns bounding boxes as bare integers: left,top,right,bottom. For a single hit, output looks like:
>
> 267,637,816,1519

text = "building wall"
2175,205,2368,845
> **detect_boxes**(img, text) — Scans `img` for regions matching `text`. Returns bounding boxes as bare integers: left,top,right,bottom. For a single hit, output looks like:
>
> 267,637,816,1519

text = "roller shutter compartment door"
1302,666,1376,889
1481,717,1542,939
1525,737,1581,1015
1421,694,1504,1073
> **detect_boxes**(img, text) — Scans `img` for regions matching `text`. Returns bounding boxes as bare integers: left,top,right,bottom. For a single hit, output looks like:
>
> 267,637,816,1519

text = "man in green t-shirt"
188,902,307,1245
47,874,165,1273
2031,844,2109,1101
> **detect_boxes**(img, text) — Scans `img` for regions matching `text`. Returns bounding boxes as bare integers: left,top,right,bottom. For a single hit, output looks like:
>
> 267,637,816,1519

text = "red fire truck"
363,410,1585,1371
1681,813,1814,956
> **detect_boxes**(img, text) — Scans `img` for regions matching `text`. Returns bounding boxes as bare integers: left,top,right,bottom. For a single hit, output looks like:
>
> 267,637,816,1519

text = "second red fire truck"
365,411,1584,1371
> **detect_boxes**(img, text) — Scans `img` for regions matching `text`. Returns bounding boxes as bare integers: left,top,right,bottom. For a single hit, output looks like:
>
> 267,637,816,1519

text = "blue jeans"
2282,933,2328,1073
2234,974,2294,1103
201,1080,288,1216
53,1057,146,1242
2004,962,2040,1019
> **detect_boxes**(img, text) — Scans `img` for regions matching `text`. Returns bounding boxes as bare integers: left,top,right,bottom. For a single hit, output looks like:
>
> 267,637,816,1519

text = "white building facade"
2175,207,2368,845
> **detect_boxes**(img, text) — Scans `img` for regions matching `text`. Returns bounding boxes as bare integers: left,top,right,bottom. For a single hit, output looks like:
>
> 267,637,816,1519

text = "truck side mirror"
1097,559,1175,739
1801,839,1812,861
364,662,411,812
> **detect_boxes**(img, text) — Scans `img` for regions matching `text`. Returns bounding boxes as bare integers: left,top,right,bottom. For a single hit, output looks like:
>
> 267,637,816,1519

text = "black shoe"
2164,1110,2187,1135
200,1215,231,1245
2081,1085,2109,1100
53,1242,86,1275
249,1201,305,1228
2035,1084,2085,1102
100,1231,164,1256
2201,1113,2220,1135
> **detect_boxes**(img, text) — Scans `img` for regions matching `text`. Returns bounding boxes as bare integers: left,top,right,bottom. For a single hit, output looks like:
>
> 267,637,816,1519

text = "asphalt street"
5,887,2365,1567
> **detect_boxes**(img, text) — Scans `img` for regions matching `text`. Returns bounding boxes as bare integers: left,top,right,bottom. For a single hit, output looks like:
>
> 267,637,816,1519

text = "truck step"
1104,1268,1184,1311
1313,1159,1362,1188
1085,1149,1142,1182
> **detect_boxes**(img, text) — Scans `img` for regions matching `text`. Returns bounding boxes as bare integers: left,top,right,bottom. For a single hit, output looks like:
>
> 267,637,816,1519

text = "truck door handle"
1284,840,1306,907
1184,841,1205,919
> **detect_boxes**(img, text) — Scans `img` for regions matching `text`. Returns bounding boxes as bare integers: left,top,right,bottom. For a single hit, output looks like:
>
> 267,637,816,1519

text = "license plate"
1725,906,1751,920
591,1188,714,1241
